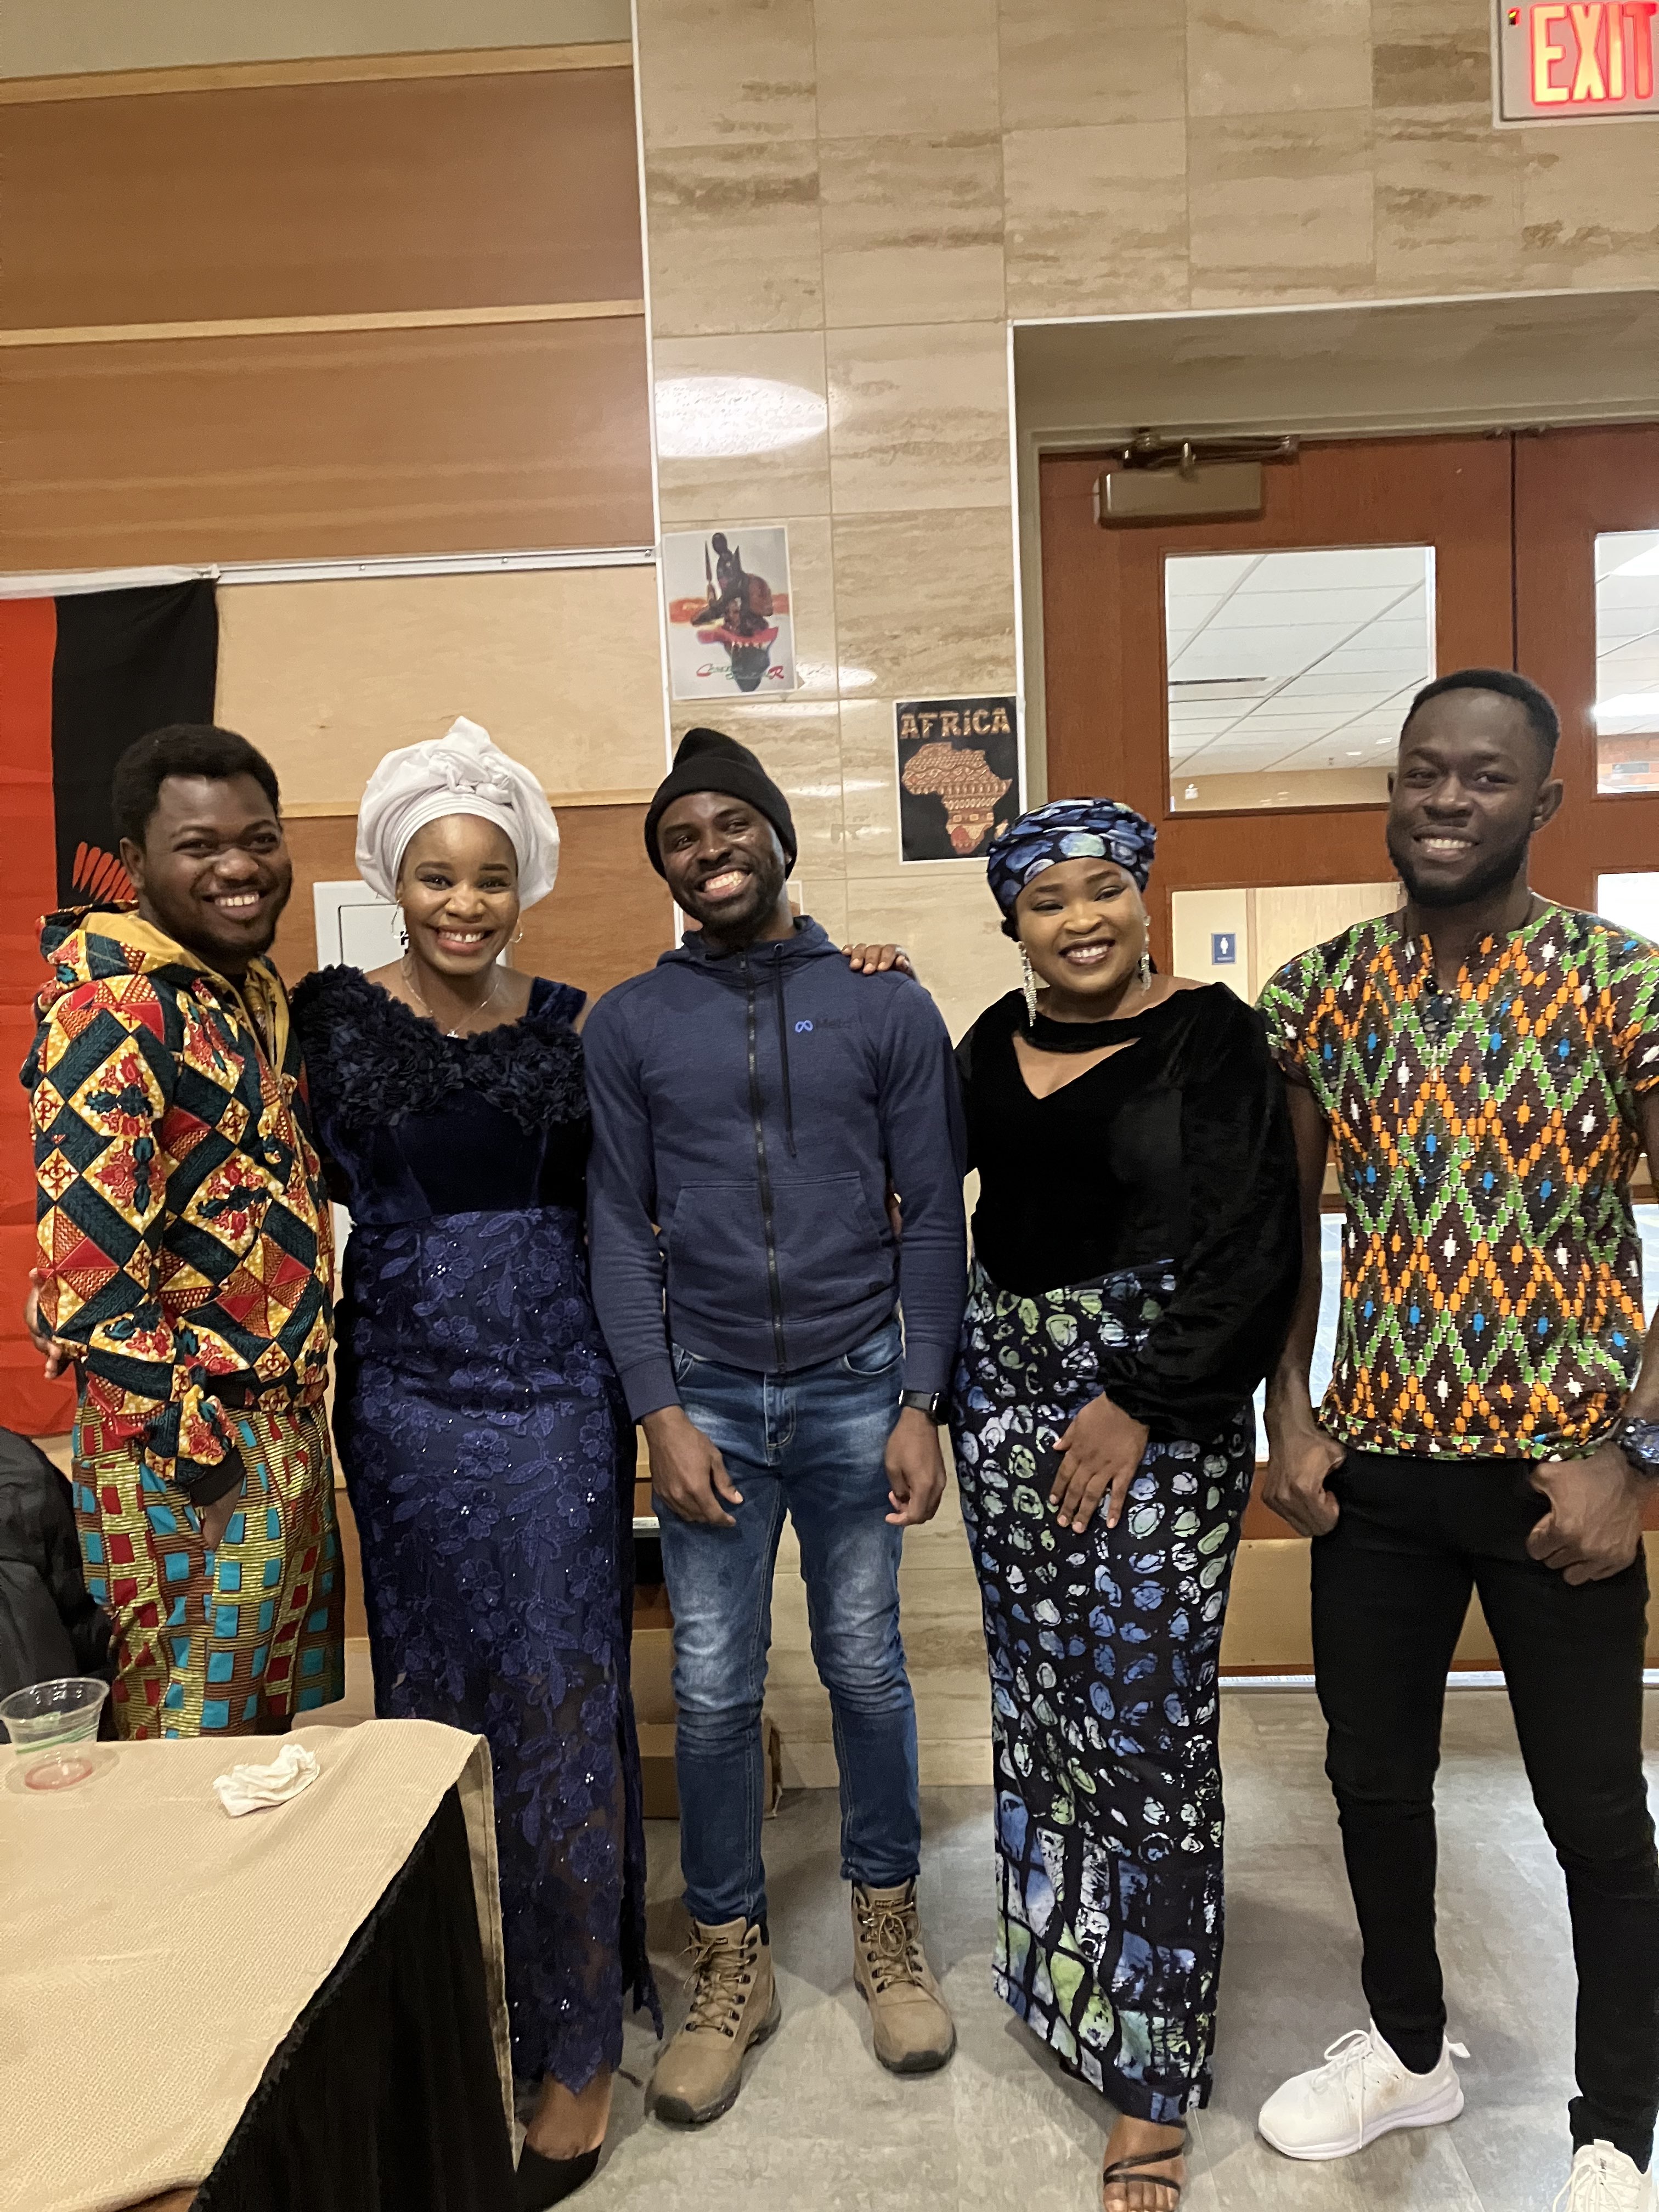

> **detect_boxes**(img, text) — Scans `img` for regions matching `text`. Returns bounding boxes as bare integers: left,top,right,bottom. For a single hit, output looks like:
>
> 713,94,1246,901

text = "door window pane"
1597,871,1659,937
1171,881,1402,1002
1166,545,1435,814
1595,531,1659,793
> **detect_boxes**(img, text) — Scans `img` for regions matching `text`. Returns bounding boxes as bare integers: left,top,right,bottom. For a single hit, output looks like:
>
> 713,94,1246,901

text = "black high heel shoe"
515,2143,601,2208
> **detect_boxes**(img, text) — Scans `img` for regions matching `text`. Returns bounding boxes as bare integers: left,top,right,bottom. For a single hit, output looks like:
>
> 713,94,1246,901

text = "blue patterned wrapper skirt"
951,1260,1254,2122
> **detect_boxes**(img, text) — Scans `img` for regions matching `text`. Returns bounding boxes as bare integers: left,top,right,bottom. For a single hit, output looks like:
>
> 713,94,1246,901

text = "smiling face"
1386,689,1563,910
1014,856,1149,1003
121,772,292,974
656,788,790,945
396,814,520,978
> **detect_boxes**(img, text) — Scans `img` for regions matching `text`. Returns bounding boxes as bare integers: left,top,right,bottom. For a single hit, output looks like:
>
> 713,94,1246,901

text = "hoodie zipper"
742,951,788,1370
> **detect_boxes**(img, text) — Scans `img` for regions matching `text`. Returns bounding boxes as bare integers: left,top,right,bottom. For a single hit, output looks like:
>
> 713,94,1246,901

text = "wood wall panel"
217,567,666,810
273,806,673,1006
0,69,641,330
0,317,653,567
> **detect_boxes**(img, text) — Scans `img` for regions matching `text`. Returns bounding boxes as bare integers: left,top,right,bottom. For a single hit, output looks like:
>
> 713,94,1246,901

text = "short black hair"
1401,668,1560,764
111,724,281,847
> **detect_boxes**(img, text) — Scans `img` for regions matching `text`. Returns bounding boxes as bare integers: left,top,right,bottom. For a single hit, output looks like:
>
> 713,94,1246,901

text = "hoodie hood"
658,914,842,979
33,902,289,1066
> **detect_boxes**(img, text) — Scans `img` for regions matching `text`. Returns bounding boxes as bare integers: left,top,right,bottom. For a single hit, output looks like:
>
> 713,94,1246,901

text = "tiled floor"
569,1688,1659,2212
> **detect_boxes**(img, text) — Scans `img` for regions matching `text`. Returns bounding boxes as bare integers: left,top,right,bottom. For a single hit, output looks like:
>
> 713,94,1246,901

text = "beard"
682,852,787,942
1386,819,1532,910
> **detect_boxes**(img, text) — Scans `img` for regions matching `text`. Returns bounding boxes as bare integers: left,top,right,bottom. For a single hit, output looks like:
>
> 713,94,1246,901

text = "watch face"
1622,1420,1659,1471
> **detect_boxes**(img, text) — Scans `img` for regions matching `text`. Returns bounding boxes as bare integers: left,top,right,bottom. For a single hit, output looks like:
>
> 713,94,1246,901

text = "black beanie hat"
644,727,798,878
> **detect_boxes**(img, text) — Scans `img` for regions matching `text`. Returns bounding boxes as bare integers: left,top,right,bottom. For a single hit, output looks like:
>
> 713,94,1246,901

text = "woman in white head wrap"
352,714,561,1032
291,721,659,2206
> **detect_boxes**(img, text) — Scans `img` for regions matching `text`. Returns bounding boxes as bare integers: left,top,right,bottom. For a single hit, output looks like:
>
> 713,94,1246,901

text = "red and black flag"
1,578,218,1434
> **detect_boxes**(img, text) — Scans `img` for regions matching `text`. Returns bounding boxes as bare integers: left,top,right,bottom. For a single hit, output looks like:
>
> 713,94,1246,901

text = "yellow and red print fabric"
1259,905,1659,1459
25,907,333,1496
74,1402,343,1736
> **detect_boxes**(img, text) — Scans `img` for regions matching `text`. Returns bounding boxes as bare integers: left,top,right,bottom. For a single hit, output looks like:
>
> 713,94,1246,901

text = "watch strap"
900,1389,945,1424
1619,1414,1659,1476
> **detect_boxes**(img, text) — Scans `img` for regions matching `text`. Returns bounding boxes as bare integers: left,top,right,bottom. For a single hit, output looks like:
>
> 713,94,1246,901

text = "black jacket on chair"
0,1428,110,1700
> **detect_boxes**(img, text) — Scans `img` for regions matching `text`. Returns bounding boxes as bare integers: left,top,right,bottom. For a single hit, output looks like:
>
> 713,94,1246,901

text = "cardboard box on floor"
632,1578,783,1823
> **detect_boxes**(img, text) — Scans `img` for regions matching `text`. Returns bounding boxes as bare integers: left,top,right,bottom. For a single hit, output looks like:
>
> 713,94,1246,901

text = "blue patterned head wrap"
985,797,1157,915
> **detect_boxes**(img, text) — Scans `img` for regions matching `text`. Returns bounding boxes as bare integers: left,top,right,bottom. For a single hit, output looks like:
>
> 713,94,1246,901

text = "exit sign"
1496,2,1659,119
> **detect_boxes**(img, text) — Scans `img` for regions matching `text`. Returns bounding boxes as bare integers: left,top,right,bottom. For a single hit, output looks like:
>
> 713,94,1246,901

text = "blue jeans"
658,1316,921,1928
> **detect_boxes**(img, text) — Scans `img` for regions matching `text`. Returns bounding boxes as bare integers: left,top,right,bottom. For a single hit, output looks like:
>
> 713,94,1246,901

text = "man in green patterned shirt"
1254,670,1659,2210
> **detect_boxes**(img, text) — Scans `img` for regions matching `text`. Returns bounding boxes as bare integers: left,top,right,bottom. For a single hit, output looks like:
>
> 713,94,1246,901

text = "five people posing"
22,673,1659,2210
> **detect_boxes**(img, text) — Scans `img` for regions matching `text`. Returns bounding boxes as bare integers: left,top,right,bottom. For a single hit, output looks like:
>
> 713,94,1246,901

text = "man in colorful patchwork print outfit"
1255,670,1659,2212
23,724,341,1739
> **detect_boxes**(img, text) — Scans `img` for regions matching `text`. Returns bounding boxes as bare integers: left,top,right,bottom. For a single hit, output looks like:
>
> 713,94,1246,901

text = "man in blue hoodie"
585,728,967,2125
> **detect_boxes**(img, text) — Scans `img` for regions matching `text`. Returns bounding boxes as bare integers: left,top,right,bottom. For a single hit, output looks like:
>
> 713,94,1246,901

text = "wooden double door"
1042,425,1659,1664
1040,424,1659,973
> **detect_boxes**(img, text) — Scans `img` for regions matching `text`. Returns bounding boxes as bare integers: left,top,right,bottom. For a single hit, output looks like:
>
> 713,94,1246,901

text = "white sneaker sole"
1259,2076,1465,2162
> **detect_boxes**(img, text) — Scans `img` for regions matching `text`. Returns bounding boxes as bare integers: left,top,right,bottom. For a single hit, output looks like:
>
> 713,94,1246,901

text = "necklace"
400,953,507,1037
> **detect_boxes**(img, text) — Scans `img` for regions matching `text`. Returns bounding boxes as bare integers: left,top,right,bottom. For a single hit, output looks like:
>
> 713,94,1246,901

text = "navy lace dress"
291,967,658,2090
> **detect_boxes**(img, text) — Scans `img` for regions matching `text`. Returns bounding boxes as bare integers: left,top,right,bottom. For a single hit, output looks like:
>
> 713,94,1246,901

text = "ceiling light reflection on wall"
654,376,828,459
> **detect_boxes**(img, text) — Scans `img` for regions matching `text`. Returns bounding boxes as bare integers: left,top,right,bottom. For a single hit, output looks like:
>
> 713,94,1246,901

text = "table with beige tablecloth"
1,1718,515,2212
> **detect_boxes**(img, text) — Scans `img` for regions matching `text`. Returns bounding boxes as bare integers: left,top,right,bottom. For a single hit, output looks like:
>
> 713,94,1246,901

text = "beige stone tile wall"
634,0,1659,1043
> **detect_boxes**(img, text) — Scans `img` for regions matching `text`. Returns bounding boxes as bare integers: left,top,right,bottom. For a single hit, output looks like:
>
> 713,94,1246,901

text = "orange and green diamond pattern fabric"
1258,905,1659,1460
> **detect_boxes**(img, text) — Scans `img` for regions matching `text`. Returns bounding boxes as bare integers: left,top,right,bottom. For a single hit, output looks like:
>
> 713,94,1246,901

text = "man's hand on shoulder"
843,943,915,978
642,1404,744,1527
1528,1443,1645,1584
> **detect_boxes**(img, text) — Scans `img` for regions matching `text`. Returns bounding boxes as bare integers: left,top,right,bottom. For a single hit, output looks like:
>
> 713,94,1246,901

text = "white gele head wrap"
355,716,560,908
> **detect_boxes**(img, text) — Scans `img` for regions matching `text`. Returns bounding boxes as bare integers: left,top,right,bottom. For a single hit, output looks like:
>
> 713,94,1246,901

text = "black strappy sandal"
1099,2123,1187,2208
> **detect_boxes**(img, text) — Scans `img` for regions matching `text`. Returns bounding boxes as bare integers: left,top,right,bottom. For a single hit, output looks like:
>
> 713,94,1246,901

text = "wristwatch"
900,1389,946,1425
1618,1415,1659,1477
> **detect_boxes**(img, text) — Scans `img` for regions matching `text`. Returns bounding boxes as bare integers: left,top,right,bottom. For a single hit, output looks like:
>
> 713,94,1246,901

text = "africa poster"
896,695,1022,861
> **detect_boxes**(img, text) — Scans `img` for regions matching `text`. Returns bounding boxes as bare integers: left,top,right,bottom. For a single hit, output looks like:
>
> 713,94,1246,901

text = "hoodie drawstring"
772,960,798,1159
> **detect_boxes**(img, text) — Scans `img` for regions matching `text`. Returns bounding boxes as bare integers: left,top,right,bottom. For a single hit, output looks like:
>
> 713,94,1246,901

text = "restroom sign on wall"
1496,2,1659,119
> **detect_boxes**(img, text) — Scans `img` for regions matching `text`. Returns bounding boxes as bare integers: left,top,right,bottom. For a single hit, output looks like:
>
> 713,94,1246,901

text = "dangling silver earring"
1020,945,1039,1026
1137,947,1152,991
396,911,409,951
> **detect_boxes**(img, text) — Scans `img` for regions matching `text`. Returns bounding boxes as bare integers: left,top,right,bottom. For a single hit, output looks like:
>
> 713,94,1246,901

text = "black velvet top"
290,966,590,1223
956,984,1301,1438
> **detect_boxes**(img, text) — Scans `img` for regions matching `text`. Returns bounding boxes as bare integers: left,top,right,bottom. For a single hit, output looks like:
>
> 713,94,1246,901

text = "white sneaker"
1257,2021,1468,2160
1555,2141,1658,2210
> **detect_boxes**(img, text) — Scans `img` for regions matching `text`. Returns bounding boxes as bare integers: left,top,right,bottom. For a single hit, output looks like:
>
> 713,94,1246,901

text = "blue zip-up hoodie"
584,917,967,1421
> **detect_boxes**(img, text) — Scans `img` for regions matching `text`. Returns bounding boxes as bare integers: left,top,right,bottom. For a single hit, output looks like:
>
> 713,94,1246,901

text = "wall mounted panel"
216,566,667,808
0,68,641,329
0,317,653,566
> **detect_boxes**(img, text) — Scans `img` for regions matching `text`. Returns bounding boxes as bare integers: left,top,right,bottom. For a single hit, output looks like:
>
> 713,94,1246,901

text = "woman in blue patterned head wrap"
950,797,1301,2205
984,798,1161,1025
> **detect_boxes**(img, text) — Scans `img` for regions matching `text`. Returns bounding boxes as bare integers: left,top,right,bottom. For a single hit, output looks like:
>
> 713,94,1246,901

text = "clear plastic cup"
0,1677,110,1791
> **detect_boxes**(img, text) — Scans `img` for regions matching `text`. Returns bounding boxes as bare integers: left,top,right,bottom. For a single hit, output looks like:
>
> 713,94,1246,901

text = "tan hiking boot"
850,1880,956,2074
647,1916,781,2126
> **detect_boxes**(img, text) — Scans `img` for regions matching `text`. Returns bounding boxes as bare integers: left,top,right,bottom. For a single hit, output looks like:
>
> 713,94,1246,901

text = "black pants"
1311,1449,1659,2168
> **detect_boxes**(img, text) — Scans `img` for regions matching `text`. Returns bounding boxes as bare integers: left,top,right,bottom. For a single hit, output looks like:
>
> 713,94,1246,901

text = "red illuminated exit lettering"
1529,1,1658,105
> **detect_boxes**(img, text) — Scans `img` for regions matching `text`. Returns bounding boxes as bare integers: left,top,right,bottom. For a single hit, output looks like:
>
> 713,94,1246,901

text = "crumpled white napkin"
213,1741,320,1818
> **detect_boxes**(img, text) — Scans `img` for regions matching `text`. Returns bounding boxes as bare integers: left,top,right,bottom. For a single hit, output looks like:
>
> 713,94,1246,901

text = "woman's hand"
1051,1393,1149,1532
